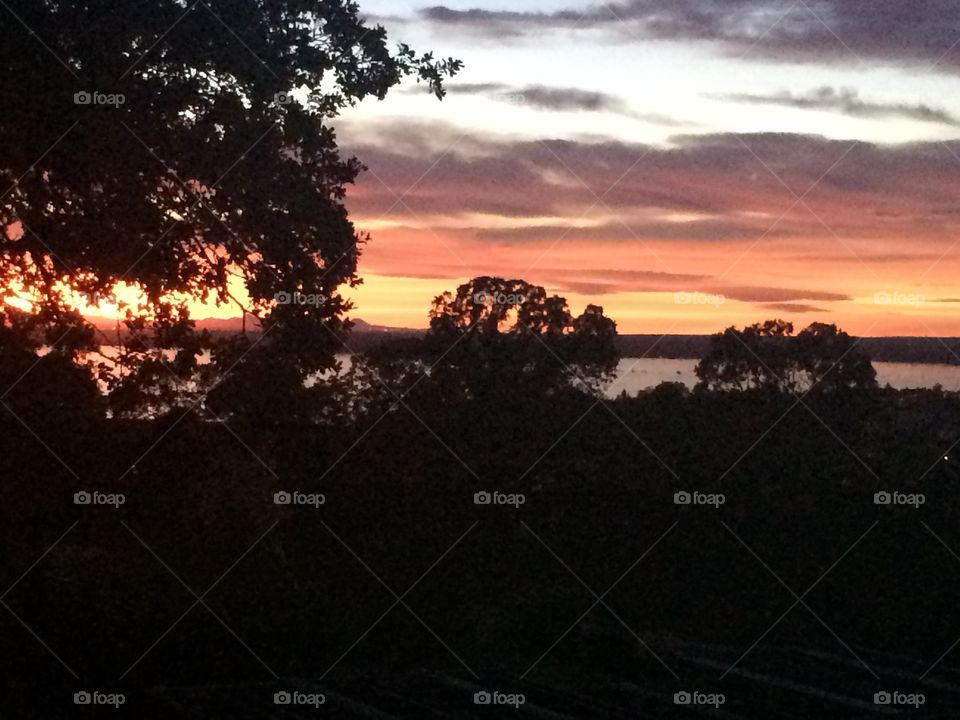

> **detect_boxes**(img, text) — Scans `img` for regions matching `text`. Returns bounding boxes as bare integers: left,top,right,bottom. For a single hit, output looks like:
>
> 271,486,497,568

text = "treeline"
616,334,960,364
350,331,960,365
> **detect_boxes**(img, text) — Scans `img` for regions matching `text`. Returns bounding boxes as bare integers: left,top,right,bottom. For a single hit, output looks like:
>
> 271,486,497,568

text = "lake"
605,358,960,397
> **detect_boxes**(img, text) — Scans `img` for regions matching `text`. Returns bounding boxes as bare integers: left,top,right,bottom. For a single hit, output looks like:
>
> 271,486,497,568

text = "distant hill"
348,330,960,366
349,318,421,335
857,337,960,365
86,315,423,345
88,315,249,338
344,329,960,365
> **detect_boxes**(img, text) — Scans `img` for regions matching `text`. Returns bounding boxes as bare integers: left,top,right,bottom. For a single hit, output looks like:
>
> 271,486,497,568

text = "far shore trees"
695,320,878,394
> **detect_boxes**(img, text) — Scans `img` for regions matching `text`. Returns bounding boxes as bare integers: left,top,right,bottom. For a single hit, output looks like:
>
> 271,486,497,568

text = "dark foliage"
695,319,878,394
349,277,620,414
3,380,960,716
0,0,460,415
4,288,960,717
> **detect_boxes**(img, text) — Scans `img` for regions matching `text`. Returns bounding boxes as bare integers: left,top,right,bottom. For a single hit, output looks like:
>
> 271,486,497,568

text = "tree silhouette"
0,0,460,415
352,277,619,410
695,320,877,394
0,306,103,426
795,322,878,393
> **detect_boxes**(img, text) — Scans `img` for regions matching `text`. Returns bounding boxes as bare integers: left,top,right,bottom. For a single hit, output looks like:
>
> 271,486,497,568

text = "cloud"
714,288,848,303
343,120,960,249
471,220,793,243
761,302,830,313
715,86,960,126
541,268,707,295
793,252,945,264
443,82,631,114
536,273,851,303
555,281,625,295
419,1,960,69
431,82,684,125
517,85,631,113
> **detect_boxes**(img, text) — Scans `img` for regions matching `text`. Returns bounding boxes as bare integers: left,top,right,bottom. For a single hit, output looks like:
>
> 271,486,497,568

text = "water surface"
606,358,960,397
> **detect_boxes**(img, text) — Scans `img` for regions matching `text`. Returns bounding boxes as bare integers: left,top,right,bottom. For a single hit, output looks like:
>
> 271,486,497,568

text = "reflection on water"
605,358,960,398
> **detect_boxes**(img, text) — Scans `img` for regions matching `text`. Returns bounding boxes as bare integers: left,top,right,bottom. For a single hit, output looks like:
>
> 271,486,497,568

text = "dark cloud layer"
716,86,960,126
761,302,830,313
471,220,792,244
345,121,960,247
463,268,849,302
449,82,627,112
342,121,960,306
424,82,684,124
710,288,848,303
420,1,960,69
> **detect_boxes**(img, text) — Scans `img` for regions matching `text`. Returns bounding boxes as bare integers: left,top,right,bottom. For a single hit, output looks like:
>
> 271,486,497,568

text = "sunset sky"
328,0,960,336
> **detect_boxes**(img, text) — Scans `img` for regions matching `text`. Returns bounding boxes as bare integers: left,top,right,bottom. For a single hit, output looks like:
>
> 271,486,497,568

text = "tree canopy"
351,277,620,410
0,0,460,415
695,320,878,394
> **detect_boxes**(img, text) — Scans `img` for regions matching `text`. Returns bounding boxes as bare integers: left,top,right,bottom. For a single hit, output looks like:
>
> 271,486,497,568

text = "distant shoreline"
614,335,960,365
88,317,960,365
349,330,960,366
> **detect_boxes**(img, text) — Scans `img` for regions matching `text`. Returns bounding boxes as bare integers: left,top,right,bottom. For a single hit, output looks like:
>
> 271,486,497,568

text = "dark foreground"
2,387,960,717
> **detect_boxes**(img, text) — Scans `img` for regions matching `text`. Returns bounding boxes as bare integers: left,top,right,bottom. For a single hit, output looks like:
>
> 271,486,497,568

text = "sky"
326,0,960,336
